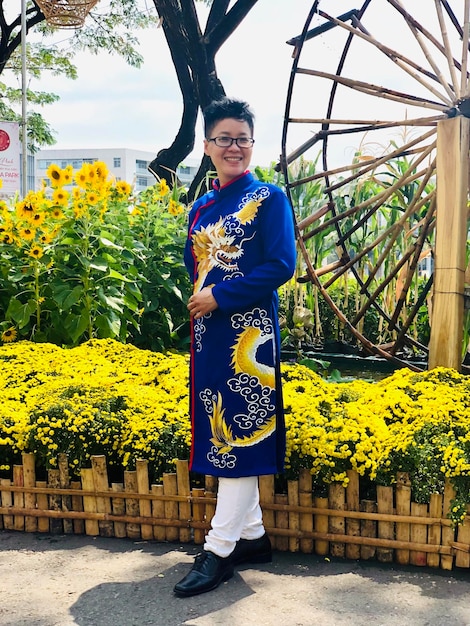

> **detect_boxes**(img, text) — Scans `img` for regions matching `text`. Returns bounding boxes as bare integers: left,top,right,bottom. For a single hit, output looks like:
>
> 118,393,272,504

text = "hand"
188,287,218,319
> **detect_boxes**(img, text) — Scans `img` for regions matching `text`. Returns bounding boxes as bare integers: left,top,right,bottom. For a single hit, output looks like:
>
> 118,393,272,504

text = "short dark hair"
203,97,255,138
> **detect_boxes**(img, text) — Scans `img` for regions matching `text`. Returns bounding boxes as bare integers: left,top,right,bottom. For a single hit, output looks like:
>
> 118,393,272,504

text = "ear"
203,139,210,156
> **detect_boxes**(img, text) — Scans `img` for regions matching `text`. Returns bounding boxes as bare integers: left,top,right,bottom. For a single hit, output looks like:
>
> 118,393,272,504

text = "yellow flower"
93,161,109,182
86,191,100,205
157,179,170,197
19,227,35,241
1,327,17,343
30,212,45,227
46,163,65,188
115,180,132,197
168,199,184,216
29,244,44,259
75,165,89,188
52,188,70,207
51,207,65,220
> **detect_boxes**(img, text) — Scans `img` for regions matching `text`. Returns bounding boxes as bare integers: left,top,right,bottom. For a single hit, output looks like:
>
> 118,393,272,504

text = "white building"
35,148,200,193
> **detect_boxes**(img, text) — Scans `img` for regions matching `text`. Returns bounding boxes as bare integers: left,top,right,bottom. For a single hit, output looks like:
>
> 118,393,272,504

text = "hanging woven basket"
35,0,99,28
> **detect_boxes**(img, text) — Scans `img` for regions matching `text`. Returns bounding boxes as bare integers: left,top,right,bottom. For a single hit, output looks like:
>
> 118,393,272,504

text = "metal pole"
21,0,28,197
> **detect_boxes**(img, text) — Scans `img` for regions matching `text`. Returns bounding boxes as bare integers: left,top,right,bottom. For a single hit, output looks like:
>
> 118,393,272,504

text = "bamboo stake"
22,453,37,533
91,456,113,538
360,500,377,560
124,470,140,540
434,0,461,97
151,484,166,542
13,465,24,532
462,0,470,96
36,480,49,533
410,502,428,566
48,469,62,535
377,486,394,562
441,480,456,570
455,505,470,568
71,480,84,535
1,478,13,530
136,459,153,541
427,493,443,568
314,496,329,556
80,468,99,536
259,475,275,548
275,494,289,551
288,481,300,553
176,460,191,543
299,469,313,554
287,115,443,127
163,473,178,542
204,475,217,532
329,483,345,558
58,454,73,535
395,473,411,565
111,483,126,538
192,488,206,545
345,471,360,560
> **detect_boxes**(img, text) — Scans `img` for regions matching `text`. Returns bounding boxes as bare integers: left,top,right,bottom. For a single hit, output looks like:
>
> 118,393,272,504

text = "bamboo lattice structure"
280,0,470,371
1,453,469,572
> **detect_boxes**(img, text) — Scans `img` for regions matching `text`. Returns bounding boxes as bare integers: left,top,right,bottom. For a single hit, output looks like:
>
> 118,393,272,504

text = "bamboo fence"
1,453,469,572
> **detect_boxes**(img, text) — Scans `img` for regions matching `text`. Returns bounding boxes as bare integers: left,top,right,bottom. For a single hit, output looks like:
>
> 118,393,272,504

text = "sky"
25,0,315,168
22,0,467,170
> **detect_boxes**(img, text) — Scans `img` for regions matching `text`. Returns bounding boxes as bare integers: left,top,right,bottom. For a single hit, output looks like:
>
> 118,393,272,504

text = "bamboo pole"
395,473,411,565
192,488,206,545
455,505,470,568
1,478,14,530
91,456,113,538
81,468,99,536
124,470,140,540
441,481,456,570
151,484,166,542
112,483,126,538
329,483,345,558
163,473,178,542
429,116,470,370
13,465,24,532
275,494,289,551
288,480,300,553
314,496,329,556
427,493,443,568
136,459,153,541
176,460,191,543
299,469,313,554
22,453,37,533
48,469,62,534
410,502,428,566
346,471,360,560
58,454,73,535
36,480,50,533
259,475,275,548
360,500,377,560
377,485,394,563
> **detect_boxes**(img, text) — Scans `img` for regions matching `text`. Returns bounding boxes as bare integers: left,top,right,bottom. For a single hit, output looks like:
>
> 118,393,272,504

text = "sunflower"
72,187,82,201
30,212,46,227
52,188,70,206
115,180,132,197
93,161,109,182
19,227,36,241
51,207,65,220
86,190,100,205
46,163,65,188
156,179,170,197
39,232,53,245
1,232,15,244
73,202,86,219
168,199,184,216
1,327,17,343
75,164,90,188
62,165,73,186
29,245,44,259
16,199,36,220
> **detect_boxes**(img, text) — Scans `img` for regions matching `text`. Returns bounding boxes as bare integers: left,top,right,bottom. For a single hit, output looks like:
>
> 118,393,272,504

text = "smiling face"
204,118,254,187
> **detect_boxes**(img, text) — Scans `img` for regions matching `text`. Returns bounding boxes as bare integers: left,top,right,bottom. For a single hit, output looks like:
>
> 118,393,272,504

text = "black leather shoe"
230,532,272,566
173,551,234,597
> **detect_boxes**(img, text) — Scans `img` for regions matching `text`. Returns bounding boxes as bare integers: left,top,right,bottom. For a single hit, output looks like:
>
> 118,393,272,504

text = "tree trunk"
149,0,259,201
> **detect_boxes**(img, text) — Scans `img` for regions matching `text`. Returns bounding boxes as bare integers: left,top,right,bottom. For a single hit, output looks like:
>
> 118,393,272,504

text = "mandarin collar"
212,171,253,197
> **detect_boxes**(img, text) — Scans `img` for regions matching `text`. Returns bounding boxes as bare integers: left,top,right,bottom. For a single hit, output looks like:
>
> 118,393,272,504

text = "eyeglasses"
207,136,255,148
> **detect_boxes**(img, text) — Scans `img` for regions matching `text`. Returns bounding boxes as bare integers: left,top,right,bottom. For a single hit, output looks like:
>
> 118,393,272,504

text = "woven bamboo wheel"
35,0,99,28
281,0,470,371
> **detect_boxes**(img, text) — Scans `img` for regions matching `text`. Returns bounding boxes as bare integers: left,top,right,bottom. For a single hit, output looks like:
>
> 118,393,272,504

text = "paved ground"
1,530,470,626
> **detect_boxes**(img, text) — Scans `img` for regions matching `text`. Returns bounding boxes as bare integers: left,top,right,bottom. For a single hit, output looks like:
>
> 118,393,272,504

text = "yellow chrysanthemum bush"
0,164,191,351
2,339,470,525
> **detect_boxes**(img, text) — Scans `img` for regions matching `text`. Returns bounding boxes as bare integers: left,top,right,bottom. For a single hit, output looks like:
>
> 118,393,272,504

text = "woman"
174,97,297,597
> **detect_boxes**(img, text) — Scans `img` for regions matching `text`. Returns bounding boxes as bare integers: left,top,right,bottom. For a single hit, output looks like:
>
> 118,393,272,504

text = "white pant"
203,476,265,558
